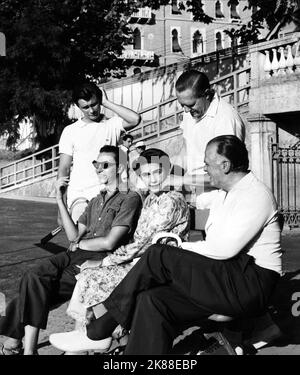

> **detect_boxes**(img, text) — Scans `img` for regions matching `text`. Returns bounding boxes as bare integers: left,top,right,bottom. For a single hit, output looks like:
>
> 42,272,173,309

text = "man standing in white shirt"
175,70,246,191
58,82,141,222
49,135,282,355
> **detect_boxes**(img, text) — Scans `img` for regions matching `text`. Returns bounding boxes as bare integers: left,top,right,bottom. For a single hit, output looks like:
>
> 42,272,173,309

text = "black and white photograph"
0,0,300,360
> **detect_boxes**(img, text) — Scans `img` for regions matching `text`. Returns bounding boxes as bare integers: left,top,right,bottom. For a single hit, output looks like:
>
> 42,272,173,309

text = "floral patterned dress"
67,191,190,323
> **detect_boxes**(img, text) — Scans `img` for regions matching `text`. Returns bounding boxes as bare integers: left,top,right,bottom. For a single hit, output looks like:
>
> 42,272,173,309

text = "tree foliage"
225,0,300,45
0,0,298,150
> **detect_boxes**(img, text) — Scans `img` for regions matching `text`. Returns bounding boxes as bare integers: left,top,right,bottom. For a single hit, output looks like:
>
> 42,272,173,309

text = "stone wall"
0,175,57,199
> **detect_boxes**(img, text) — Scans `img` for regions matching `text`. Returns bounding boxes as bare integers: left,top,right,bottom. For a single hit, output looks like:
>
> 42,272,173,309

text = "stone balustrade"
263,39,300,78
249,32,300,88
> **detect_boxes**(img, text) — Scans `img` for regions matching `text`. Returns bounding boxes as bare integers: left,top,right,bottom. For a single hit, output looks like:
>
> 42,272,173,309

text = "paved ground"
0,196,300,355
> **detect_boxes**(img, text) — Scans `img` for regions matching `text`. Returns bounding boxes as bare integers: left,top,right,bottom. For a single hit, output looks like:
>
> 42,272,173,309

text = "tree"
0,1,297,150
0,0,212,150
225,1,300,45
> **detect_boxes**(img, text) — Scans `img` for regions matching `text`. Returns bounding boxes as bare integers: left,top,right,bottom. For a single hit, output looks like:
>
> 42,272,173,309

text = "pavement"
0,196,300,356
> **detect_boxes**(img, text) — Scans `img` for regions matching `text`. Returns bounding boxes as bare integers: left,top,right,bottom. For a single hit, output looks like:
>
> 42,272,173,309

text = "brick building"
121,0,260,74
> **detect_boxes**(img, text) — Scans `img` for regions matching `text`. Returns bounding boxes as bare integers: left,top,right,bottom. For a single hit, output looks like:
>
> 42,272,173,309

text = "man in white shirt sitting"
49,135,282,355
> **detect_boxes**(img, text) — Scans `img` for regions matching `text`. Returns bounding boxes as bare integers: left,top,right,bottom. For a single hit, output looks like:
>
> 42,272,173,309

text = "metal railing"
0,66,250,192
271,140,300,228
0,145,59,190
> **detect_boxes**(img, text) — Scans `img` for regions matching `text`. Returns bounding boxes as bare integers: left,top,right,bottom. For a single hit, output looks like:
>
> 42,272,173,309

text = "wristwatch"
68,241,81,252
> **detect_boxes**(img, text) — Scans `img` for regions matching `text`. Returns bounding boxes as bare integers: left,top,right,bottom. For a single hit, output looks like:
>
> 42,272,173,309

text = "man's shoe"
49,330,112,353
0,343,23,355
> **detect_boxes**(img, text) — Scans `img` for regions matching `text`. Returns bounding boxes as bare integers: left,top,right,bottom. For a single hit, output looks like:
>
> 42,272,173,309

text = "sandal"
0,343,23,355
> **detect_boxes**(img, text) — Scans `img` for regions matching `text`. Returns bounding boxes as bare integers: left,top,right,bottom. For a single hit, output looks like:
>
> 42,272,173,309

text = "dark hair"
133,148,171,175
175,70,214,99
207,135,249,173
72,82,103,105
122,134,133,142
99,145,127,168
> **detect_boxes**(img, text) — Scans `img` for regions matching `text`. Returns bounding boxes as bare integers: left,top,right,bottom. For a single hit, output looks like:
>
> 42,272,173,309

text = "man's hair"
99,145,127,168
207,135,249,173
72,82,103,105
122,134,133,142
133,148,171,175
175,70,214,99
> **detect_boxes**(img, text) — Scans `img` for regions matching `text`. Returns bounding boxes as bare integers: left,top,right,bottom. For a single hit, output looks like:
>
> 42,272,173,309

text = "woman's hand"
124,242,140,256
79,259,103,271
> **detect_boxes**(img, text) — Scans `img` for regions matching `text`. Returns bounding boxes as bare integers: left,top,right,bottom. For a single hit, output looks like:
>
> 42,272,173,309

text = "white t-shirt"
180,94,246,175
182,172,282,275
59,116,124,205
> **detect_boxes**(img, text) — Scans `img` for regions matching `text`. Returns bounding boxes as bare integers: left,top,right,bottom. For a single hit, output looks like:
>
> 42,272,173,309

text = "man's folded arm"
78,225,130,252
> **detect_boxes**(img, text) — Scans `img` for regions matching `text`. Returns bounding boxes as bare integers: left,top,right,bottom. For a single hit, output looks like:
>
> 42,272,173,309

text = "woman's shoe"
0,343,23,355
49,330,112,353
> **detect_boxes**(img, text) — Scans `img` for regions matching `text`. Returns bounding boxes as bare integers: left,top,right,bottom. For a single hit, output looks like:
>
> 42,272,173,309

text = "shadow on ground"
169,269,300,355
34,242,68,255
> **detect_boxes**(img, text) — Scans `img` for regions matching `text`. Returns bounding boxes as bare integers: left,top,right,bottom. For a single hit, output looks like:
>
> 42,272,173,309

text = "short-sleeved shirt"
78,189,142,247
59,116,124,205
180,94,246,175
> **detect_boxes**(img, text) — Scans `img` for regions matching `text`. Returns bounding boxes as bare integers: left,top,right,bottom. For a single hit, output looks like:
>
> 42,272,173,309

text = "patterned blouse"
67,191,190,322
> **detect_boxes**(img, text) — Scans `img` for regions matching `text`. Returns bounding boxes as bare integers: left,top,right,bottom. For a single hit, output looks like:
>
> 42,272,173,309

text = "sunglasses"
92,161,116,170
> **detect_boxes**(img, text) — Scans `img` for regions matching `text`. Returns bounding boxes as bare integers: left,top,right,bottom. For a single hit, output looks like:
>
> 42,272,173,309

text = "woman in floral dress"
66,148,190,325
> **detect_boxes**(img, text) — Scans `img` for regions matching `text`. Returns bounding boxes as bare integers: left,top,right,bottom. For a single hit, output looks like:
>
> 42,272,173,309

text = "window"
229,0,240,20
216,31,223,51
192,30,204,55
133,28,141,49
215,1,224,18
172,0,181,15
172,28,182,53
231,35,238,48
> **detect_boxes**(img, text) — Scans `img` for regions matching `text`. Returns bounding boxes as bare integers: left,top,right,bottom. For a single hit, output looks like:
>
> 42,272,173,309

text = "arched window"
231,35,238,48
215,1,224,18
229,0,240,20
216,32,223,51
172,29,181,53
192,30,204,54
133,28,141,49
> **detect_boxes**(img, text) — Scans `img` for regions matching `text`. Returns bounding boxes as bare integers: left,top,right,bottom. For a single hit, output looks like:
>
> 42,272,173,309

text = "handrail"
0,66,250,192
0,144,59,190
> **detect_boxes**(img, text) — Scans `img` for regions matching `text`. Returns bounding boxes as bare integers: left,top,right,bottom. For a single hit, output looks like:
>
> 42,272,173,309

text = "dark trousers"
0,250,104,339
104,244,279,355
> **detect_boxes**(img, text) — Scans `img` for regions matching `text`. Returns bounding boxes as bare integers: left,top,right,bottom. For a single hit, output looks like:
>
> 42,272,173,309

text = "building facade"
121,0,259,73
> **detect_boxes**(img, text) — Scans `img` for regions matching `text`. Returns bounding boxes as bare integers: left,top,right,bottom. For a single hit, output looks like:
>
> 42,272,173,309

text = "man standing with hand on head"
58,82,141,223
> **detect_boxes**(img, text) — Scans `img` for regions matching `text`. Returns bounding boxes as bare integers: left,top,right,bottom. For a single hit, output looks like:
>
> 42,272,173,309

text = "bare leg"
64,312,92,355
23,325,39,355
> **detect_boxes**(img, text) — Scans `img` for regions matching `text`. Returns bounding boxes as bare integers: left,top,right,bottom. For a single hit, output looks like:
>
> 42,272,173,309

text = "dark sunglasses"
92,160,116,170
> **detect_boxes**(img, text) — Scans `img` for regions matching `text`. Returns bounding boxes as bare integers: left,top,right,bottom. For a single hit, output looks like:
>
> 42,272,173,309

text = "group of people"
0,70,282,356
